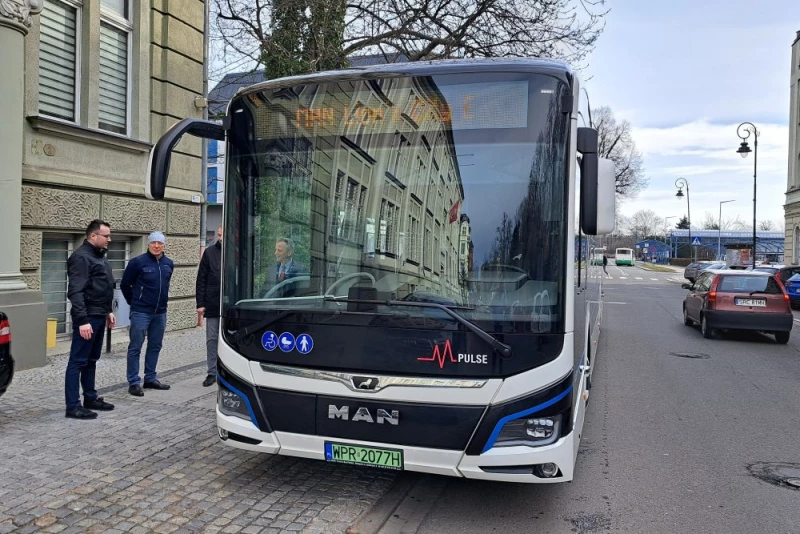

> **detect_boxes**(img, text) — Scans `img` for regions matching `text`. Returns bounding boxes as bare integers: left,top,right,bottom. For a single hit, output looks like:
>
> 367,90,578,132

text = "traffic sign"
691,237,702,246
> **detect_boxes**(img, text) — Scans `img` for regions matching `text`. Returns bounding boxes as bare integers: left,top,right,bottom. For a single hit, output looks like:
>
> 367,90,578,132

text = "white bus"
146,59,616,483
614,248,635,266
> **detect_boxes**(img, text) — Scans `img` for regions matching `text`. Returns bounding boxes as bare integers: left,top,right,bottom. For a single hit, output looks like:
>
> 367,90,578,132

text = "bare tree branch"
593,106,647,199
212,0,609,79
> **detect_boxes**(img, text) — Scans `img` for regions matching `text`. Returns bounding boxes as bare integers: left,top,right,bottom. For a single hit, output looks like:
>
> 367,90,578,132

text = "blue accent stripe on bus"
217,375,260,430
481,385,573,454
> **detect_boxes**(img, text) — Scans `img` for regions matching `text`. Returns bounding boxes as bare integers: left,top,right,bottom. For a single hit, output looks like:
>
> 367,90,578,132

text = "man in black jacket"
64,220,117,419
196,226,222,387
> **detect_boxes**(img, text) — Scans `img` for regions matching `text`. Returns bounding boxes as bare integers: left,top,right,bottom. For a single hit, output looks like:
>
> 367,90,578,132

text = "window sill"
27,115,153,154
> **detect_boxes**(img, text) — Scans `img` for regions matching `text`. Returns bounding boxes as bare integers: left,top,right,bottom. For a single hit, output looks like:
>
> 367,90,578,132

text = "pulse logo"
417,340,488,369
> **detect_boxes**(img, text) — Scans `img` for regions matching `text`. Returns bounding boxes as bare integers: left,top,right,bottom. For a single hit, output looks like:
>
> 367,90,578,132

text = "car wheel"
775,331,790,344
701,315,714,339
683,307,693,326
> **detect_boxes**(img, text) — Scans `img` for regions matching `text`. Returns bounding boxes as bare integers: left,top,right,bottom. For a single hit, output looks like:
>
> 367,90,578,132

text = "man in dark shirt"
196,226,222,387
64,220,117,419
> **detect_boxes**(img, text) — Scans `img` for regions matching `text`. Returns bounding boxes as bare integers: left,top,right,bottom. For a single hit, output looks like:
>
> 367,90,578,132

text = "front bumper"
704,310,793,332
215,362,580,483
217,411,578,483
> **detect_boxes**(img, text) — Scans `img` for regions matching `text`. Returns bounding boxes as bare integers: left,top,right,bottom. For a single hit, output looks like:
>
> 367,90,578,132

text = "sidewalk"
3,326,394,533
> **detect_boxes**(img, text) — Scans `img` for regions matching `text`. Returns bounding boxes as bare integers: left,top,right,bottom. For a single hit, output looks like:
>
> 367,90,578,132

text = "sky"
583,0,798,231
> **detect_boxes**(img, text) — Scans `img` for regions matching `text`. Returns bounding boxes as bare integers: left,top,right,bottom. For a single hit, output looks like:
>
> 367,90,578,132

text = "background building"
785,31,800,264
0,0,207,370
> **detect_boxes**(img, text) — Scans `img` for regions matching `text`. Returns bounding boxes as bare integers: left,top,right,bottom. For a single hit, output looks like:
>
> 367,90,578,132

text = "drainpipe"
199,0,210,251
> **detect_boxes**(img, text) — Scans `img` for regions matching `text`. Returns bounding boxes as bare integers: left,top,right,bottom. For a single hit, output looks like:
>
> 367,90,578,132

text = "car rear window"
717,275,782,294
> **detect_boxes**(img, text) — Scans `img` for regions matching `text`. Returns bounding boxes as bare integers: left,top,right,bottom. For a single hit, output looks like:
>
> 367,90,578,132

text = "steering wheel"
324,272,376,297
263,275,310,299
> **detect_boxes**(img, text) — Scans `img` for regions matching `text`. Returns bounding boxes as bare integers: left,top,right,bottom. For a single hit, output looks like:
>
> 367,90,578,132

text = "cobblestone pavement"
0,328,396,533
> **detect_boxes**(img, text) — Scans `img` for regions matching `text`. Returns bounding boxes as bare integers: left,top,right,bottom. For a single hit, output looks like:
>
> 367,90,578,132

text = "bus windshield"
222,71,571,334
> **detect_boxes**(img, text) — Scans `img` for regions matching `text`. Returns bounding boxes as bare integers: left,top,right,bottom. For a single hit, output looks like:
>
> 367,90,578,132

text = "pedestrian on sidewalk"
120,231,173,396
64,220,117,419
602,254,609,276
196,226,222,387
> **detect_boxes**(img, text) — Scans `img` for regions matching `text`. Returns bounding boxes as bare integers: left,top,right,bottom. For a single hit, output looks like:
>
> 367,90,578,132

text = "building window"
379,199,400,254
331,171,368,244
41,237,74,335
39,0,81,122
98,0,131,134
106,239,131,283
795,226,800,264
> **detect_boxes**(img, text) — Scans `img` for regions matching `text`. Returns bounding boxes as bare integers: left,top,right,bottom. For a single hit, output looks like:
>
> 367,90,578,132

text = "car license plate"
735,298,766,307
324,442,403,470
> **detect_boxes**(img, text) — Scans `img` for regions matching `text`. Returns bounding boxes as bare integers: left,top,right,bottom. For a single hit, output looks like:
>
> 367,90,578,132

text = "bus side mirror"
147,118,225,200
578,128,616,236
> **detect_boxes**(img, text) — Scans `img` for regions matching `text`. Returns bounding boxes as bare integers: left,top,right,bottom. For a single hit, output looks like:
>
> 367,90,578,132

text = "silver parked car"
683,261,715,283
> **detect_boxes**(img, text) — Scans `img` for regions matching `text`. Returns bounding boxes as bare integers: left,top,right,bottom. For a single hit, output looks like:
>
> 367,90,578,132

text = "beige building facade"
1,0,207,370
784,31,800,264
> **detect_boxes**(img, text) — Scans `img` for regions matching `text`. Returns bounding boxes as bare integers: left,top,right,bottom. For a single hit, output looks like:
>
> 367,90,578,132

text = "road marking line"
635,277,643,280
619,277,627,279
650,278,658,280
605,301,627,304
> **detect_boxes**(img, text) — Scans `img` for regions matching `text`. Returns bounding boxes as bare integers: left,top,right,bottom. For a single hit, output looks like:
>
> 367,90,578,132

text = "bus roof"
236,58,575,100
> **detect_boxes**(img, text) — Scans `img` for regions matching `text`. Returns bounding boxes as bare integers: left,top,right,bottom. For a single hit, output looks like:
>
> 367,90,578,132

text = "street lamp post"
718,200,735,260
736,123,759,266
675,178,692,261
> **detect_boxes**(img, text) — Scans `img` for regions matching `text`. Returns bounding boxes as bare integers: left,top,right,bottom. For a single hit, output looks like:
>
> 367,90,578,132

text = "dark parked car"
682,270,793,343
752,264,800,283
683,261,715,283
0,312,13,398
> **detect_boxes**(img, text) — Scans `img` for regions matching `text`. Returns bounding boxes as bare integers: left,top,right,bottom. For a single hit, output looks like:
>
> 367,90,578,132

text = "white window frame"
39,0,83,124
98,1,132,136
794,226,800,264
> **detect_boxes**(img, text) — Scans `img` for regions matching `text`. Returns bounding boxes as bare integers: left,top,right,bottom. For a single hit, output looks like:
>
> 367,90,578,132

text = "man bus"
146,58,615,483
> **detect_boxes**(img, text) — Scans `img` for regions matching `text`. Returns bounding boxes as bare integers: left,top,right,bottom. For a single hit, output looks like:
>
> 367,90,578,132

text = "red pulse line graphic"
417,340,456,369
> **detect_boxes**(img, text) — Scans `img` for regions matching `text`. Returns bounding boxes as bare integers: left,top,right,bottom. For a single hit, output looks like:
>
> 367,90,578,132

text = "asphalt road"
366,265,800,534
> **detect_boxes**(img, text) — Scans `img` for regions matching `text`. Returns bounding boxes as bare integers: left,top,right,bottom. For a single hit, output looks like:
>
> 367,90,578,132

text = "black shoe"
128,384,144,397
143,380,170,390
65,407,98,419
202,375,217,387
84,397,115,411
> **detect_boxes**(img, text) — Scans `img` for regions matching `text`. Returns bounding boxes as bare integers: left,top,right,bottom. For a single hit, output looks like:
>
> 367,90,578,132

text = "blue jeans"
65,315,107,410
126,311,167,385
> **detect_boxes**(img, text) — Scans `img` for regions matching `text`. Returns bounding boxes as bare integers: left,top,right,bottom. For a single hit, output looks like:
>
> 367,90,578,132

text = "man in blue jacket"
121,231,174,396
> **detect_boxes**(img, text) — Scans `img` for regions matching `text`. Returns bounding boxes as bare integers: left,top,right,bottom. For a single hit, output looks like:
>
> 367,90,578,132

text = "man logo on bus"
417,340,488,369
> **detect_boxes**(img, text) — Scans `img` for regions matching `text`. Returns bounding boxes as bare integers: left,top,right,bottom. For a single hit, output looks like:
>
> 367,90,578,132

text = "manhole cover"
748,462,800,491
669,352,710,359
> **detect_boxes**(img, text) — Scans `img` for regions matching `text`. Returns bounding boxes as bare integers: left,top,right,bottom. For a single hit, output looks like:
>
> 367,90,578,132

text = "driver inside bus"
262,238,307,298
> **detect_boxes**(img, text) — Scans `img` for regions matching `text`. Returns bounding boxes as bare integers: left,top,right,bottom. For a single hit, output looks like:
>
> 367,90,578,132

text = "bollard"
46,318,57,349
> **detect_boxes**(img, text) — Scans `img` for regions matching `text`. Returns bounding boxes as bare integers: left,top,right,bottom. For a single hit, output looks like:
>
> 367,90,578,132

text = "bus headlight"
494,415,562,447
218,387,251,421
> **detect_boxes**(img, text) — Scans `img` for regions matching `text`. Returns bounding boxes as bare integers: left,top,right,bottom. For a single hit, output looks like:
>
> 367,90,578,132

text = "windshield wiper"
323,296,513,359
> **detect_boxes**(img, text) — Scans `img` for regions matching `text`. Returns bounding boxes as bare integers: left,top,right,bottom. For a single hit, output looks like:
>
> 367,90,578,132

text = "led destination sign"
293,80,530,132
